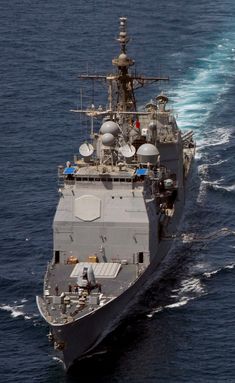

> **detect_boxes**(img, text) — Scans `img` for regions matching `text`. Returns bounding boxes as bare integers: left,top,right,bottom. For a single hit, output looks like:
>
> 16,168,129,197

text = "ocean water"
0,0,235,382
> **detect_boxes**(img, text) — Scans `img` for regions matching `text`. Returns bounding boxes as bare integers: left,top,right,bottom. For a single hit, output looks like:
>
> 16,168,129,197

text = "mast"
112,17,136,114
71,17,169,119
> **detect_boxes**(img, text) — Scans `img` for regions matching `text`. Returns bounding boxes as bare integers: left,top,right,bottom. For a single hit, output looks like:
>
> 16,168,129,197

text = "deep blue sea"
1,0,235,382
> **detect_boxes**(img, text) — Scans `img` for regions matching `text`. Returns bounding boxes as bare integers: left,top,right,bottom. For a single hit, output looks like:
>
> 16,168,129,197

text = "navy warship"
37,17,195,369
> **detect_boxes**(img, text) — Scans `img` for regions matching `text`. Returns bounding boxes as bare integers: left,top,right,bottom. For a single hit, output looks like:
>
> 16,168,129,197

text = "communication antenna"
79,142,94,157
120,144,136,158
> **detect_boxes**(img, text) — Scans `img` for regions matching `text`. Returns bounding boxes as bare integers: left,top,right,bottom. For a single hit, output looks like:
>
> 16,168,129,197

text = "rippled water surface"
1,0,235,382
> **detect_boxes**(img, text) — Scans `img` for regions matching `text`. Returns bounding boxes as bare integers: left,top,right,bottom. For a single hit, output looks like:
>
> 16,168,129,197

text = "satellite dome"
137,143,159,156
119,53,127,60
100,121,119,136
137,143,159,165
102,133,115,146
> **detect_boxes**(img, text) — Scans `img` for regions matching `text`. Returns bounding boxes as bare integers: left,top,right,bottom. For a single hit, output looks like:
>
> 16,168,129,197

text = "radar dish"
119,144,136,158
79,143,94,157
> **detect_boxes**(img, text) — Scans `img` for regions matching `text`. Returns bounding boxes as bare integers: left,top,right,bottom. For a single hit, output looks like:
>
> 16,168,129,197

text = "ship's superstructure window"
55,251,60,264
68,176,133,183
137,252,144,263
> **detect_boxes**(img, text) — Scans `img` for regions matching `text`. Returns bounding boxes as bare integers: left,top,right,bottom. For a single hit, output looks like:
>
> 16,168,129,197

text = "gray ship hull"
37,204,182,370
37,17,195,371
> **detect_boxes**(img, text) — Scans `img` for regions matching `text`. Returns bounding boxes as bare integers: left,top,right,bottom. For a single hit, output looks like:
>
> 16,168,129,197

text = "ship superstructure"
37,17,195,369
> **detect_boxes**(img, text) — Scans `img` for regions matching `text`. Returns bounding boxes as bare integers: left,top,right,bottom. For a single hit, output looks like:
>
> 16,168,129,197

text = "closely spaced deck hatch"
70,262,122,279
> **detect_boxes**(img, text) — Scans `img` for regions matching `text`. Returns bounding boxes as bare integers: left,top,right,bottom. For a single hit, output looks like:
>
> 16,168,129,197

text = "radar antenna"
117,17,129,53
71,17,169,122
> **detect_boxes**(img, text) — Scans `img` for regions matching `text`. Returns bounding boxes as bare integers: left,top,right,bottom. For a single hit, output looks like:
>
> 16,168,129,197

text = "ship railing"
43,261,53,290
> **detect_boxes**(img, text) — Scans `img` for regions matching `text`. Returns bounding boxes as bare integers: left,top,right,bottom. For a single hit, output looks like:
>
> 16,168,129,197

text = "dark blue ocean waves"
1,0,235,382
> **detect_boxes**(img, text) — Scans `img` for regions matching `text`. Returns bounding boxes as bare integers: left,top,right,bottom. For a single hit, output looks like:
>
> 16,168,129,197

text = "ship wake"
0,298,39,321
146,261,235,318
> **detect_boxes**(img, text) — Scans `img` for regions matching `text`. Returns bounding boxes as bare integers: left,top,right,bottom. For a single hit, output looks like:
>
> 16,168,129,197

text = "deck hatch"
70,262,121,279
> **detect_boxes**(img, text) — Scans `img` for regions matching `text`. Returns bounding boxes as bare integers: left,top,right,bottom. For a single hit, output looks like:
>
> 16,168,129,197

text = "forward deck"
40,261,143,325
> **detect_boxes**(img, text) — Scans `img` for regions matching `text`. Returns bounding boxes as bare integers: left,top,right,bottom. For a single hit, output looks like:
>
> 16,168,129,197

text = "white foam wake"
147,276,205,318
0,304,27,318
207,159,228,167
165,298,191,310
169,37,235,205
0,299,34,320
147,296,196,318
199,127,232,150
212,183,235,192
197,178,235,194
52,356,64,365
196,169,228,203
175,276,205,295
203,263,235,278
147,262,235,318
170,35,235,144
